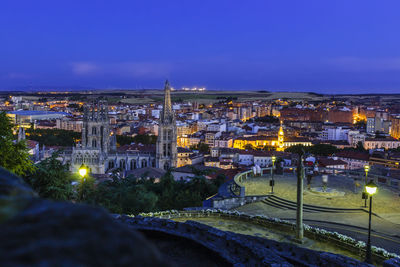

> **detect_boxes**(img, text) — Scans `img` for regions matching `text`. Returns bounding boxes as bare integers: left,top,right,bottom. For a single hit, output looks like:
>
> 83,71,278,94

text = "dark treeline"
23,153,225,215
26,128,157,147
26,128,81,147
116,134,157,146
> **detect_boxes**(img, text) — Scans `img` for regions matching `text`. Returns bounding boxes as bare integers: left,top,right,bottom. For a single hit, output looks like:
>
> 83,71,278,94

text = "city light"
79,164,88,178
365,181,377,196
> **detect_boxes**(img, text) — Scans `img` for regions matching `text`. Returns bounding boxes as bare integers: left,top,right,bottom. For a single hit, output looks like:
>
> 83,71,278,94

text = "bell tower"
277,121,285,151
81,100,110,152
72,100,111,174
156,80,177,170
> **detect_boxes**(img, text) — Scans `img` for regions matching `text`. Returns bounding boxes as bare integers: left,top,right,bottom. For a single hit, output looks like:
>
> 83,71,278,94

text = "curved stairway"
262,195,367,214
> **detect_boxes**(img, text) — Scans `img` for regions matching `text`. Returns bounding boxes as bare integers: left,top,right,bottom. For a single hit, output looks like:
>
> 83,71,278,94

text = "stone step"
270,195,365,213
262,195,365,213
262,198,319,213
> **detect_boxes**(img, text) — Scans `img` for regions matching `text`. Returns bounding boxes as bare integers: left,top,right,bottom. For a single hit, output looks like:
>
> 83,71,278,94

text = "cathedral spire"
161,80,173,123
157,80,177,170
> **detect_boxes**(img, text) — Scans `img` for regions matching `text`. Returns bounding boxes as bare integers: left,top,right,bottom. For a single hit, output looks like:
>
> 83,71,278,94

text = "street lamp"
362,165,370,207
365,180,377,264
79,164,88,182
270,156,276,194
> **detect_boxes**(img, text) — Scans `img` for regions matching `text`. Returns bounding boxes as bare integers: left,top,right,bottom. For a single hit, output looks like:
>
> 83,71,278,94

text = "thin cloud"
1,73,33,79
71,62,99,75
70,61,173,78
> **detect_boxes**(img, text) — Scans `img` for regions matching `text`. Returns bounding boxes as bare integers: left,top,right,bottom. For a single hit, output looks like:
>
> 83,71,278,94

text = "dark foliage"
251,115,280,123
190,143,210,154
92,170,225,214
116,134,157,146
26,128,81,147
285,144,337,156
0,112,34,176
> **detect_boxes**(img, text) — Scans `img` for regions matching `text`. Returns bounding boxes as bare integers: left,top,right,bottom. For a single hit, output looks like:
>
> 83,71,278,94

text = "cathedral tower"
71,100,114,174
156,80,177,170
81,100,111,152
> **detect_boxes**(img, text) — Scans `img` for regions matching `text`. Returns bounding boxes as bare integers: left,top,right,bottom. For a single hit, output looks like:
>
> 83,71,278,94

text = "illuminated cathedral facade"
63,81,177,175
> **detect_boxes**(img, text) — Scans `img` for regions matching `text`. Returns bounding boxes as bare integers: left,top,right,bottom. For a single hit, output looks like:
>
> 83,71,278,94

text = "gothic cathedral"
156,80,177,170
66,81,176,175
70,101,117,174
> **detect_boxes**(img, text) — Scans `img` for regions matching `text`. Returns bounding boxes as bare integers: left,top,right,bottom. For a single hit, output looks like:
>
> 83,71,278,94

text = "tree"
310,144,337,156
76,176,97,204
285,144,307,155
252,115,280,123
0,112,34,176
24,153,74,201
26,128,81,147
285,144,337,156
190,143,210,154
116,134,157,146
93,175,158,214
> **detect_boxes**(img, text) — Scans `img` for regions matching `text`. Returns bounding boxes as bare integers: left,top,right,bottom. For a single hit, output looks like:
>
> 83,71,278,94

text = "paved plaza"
234,174,400,254
173,216,361,261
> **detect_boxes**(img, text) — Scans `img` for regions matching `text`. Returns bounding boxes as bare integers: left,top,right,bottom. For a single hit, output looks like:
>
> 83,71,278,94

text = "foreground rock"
0,167,165,266
1,167,398,266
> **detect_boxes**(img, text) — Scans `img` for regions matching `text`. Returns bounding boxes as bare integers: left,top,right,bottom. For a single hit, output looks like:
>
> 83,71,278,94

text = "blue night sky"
1,0,400,93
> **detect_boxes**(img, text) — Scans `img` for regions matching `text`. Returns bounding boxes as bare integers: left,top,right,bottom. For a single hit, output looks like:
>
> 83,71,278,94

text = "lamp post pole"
296,154,304,242
270,156,276,194
78,164,88,200
364,180,377,264
363,165,370,208
366,195,373,264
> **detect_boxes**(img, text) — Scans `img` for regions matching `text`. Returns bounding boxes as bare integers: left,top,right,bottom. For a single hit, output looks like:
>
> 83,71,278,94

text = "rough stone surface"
0,167,165,267
384,258,400,267
118,215,374,267
1,166,397,266
0,167,36,197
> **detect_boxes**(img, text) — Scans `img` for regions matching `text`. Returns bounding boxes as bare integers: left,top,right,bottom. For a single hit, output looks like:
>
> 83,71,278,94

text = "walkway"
234,174,400,255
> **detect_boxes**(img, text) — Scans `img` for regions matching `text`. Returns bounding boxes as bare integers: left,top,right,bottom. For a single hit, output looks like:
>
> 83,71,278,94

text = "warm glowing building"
391,115,400,139
277,123,284,151
233,125,311,150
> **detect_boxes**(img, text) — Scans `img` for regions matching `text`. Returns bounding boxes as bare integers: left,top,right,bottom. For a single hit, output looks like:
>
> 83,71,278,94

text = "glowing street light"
270,156,276,194
79,164,88,181
365,181,377,195
365,180,377,264
362,165,370,207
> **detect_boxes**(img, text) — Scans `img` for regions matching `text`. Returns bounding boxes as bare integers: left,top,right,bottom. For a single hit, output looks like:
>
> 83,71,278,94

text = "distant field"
6,89,400,105
119,97,156,104
118,91,327,104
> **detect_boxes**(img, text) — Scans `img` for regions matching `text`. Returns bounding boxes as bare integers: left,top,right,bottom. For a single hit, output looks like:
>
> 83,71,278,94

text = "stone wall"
212,195,267,209
139,209,399,266
118,214,374,267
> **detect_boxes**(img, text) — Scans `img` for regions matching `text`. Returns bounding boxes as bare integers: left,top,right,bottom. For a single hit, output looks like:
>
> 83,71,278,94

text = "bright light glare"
79,167,87,178
365,184,377,195
364,165,370,172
